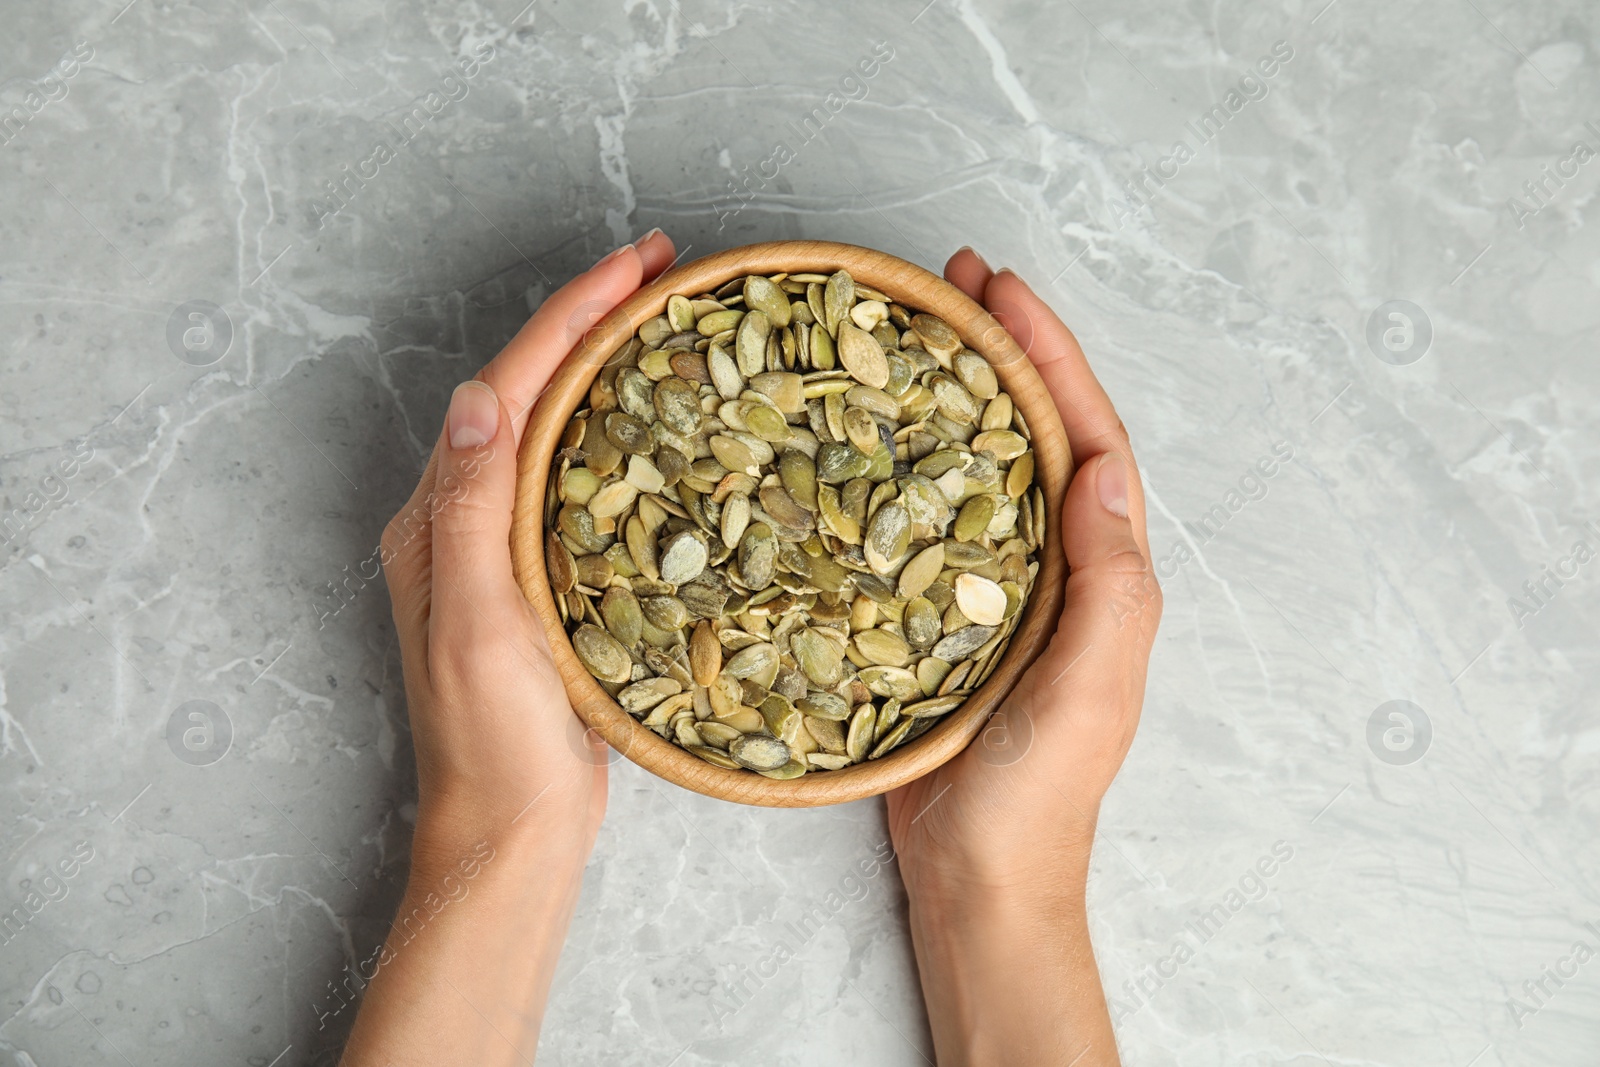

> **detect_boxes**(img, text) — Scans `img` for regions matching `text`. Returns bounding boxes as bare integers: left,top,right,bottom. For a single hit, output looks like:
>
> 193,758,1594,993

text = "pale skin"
340,232,1160,1066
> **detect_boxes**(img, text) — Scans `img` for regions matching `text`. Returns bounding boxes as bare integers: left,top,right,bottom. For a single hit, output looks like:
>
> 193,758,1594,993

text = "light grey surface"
2,0,1597,1064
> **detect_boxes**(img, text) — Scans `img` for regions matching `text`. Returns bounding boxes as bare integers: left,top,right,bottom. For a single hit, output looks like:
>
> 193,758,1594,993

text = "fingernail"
596,242,634,266
447,380,499,450
637,227,662,243
1097,453,1129,518
958,245,990,270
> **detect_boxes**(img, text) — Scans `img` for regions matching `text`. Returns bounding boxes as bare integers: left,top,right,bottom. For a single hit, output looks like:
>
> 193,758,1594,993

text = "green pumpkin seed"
559,505,612,554
972,430,1027,462
916,656,952,696
573,623,632,683
736,309,771,376
562,467,601,505
804,716,848,754
823,270,854,335
599,587,644,647
798,692,850,720
729,733,791,771
738,523,777,589
904,694,964,719
658,530,708,585
641,595,689,631
930,375,983,425
667,294,697,333
930,624,997,661
843,406,882,454
816,442,871,484
855,628,911,667
618,677,682,714
845,703,875,761
652,376,703,435
604,412,653,454
817,484,860,544
903,597,942,650
836,322,890,389
758,485,814,531
954,350,999,399
710,435,758,475
757,758,808,780
547,530,576,594
911,313,961,360
574,553,613,589
858,665,922,700
953,495,997,542
897,544,945,599
790,627,844,687
697,308,744,336
864,501,911,575
868,718,914,759
689,744,742,769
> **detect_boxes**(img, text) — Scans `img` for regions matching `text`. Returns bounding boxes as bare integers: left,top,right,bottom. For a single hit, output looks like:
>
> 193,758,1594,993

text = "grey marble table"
2,0,1597,1064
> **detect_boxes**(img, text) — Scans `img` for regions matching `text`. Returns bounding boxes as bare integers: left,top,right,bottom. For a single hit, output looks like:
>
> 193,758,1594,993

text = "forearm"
340,815,591,1066
905,857,1118,1066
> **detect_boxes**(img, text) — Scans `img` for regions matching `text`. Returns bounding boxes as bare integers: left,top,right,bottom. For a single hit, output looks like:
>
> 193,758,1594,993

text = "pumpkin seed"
837,322,891,389
729,733,791,771
904,693,964,719
911,313,961,361
600,587,644,646
930,624,997,661
953,495,997,542
805,716,848,755
757,758,807,780
744,275,791,328
864,501,911,574
658,530,708,585
845,703,875,761
573,624,632,683
904,596,942,650
855,628,912,667
858,665,922,701
619,677,682,714
897,543,945,599
738,522,777,588
547,531,576,594
869,718,913,759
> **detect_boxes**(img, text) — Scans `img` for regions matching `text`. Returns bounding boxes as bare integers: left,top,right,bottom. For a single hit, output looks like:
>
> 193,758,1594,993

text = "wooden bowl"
511,241,1067,807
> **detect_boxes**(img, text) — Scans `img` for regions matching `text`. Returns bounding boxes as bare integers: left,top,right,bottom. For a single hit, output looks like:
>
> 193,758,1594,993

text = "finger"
380,444,443,672
428,380,526,645
983,267,1151,558
944,246,993,303
636,228,678,282
478,240,651,444
984,269,1125,467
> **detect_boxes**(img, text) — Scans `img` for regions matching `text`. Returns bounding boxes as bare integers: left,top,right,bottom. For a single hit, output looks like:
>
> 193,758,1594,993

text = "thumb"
1017,452,1160,717
429,380,523,640
1059,451,1160,643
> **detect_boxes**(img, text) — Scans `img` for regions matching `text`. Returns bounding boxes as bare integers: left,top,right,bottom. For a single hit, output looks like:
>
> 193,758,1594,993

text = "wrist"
899,818,1097,908
410,778,595,888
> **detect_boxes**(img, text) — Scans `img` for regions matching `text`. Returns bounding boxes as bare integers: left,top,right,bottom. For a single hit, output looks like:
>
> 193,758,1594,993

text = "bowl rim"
510,240,1068,807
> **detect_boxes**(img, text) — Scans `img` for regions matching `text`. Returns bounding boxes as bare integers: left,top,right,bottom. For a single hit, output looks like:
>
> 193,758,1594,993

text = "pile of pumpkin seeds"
545,269,1043,779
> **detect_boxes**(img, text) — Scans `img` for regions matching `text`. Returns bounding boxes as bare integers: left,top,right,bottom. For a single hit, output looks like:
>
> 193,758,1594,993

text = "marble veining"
1,0,1596,1063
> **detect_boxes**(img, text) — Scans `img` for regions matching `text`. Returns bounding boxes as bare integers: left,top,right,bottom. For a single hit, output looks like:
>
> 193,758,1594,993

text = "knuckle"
1071,547,1162,629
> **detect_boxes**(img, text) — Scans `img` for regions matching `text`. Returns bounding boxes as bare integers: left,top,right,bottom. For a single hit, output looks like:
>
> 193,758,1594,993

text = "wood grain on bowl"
511,241,1068,807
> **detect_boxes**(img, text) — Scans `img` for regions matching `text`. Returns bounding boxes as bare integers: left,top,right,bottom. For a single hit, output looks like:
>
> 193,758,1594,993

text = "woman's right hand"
885,248,1161,1066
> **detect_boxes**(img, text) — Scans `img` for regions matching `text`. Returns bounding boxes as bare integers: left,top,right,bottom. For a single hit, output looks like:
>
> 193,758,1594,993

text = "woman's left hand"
378,229,678,862
341,230,677,1067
